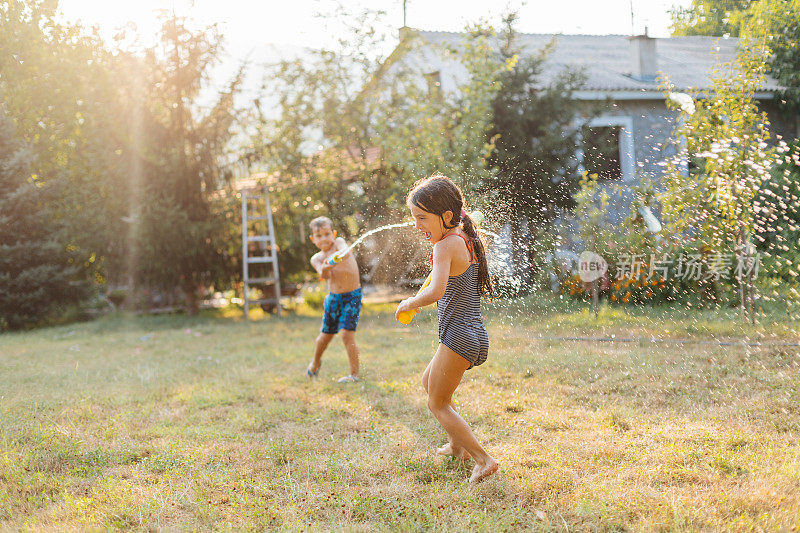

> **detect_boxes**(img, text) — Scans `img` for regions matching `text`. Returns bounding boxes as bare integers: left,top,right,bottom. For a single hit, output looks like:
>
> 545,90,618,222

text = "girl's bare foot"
436,442,471,460
469,458,499,483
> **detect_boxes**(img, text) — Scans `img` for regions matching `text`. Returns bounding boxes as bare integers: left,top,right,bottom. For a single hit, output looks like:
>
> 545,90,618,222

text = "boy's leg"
340,329,359,377
311,292,339,375
310,332,335,373
336,289,362,379
427,343,498,481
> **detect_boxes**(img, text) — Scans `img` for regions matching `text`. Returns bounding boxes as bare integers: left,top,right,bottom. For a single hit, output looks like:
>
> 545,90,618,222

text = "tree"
667,2,800,321
660,44,776,321
0,113,88,330
0,0,121,288
374,23,503,200
755,140,800,293
740,0,800,114
481,13,587,287
244,7,391,281
129,15,244,314
670,0,752,36
1,3,245,318
670,0,800,115
250,9,504,282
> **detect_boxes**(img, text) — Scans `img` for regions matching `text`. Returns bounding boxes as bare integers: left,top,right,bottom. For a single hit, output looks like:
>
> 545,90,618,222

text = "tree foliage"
671,0,800,115
245,8,389,280
740,0,800,113
0,0,118,284
250,9,505,281
0,113,88,330
1,1,245,321
756,140,800,285
478,14,587,289
374,23,503,199
670,0,752,36
484,14,586,225
127,15,243,314
660,45,787,320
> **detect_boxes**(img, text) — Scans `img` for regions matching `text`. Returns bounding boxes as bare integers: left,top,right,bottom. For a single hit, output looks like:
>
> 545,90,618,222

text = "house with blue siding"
384,28,793,211
378,28,795,279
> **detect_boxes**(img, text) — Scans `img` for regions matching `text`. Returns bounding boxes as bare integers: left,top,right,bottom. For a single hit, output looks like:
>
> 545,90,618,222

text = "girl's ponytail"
460,211,494,297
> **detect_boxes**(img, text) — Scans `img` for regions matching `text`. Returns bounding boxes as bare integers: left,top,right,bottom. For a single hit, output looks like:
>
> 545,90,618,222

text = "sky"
56,0,693,105
58,0,693,53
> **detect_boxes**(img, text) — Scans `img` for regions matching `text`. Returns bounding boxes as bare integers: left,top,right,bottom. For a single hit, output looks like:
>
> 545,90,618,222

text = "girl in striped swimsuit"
395,174,499,483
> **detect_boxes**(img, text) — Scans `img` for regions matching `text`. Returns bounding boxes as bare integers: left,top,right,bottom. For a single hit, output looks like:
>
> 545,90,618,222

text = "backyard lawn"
1,298,799,530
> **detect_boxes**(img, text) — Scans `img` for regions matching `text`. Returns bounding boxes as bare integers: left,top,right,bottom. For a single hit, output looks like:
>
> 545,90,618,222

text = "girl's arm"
405,240,452,309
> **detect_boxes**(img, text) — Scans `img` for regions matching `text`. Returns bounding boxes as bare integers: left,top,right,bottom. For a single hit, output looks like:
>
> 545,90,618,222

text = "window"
424,71,441,96
578,116,635,182
582,125,622,180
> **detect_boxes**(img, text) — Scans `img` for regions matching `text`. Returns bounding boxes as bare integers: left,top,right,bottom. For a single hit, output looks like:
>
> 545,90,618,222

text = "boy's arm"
310,252,332,279
332,237,350,259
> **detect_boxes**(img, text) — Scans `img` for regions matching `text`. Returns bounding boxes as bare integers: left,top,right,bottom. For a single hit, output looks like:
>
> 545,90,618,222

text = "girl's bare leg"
426,344,498,482
422,360,470,460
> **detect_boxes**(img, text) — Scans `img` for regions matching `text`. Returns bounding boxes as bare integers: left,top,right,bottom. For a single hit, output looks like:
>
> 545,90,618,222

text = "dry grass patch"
1,304,799,530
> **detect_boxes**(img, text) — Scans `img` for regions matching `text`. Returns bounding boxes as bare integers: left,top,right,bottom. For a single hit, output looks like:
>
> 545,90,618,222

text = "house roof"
411,30,780,94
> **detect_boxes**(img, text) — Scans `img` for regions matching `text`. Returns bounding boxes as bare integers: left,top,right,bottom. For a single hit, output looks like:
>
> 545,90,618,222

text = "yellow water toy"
326,252,344,266
396,273,432,325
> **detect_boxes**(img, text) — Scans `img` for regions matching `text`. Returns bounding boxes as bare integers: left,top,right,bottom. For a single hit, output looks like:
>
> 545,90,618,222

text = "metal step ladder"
242,186,282,318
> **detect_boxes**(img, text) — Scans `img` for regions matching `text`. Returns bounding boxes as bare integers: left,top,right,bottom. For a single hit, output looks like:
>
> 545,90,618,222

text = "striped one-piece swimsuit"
437,234,489,369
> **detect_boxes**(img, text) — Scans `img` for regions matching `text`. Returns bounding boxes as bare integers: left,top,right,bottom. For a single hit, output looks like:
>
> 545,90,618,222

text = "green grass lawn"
1,298,799,530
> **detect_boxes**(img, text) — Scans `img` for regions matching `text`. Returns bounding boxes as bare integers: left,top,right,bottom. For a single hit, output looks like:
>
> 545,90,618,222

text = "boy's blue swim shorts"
322,287,362,334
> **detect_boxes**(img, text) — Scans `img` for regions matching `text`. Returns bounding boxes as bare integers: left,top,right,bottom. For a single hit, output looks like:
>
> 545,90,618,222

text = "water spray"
326,221,415,265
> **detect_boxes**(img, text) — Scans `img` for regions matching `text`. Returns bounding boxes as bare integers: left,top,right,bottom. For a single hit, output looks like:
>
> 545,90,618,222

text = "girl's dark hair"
407,173,493,297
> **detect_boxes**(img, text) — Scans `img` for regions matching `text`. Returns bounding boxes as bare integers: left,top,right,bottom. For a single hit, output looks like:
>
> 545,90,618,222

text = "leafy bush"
560,274,591,300
608,269,670,305
107,289,128,308
302,284,327,310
